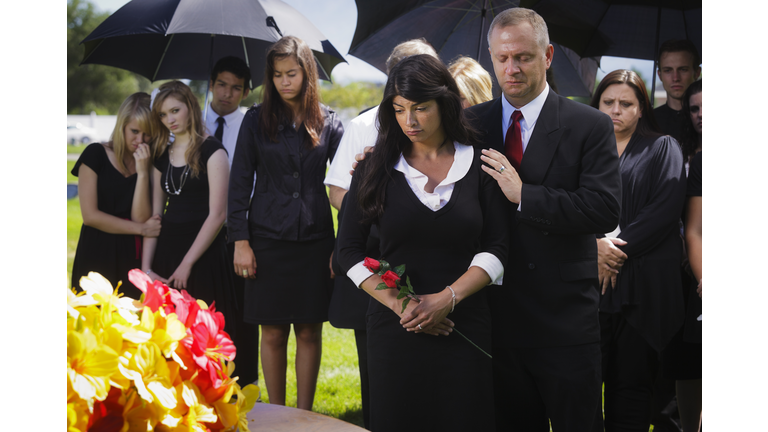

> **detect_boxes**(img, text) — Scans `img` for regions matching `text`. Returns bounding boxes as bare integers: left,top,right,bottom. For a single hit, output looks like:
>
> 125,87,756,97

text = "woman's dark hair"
356,54,476,223
591,69,662,139
680,79,702,163
259,36,324,148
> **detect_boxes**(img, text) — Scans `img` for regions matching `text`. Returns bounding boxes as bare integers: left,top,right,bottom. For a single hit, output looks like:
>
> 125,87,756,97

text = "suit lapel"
476,98,505,152
520,91,564,185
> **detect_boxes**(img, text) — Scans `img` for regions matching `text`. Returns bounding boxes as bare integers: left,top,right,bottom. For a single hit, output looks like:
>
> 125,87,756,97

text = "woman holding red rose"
337,55,509,431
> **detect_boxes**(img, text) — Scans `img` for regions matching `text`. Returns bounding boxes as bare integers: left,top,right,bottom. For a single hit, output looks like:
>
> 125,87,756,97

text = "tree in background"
67,0,150,114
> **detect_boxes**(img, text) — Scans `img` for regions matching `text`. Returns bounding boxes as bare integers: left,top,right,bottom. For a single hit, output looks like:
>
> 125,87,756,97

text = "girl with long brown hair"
227,36,344,410
141,81,237,332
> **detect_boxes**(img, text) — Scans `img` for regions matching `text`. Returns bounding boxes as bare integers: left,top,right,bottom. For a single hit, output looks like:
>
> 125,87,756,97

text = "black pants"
600,312,660,432
355,329,370,430
492,342,603,432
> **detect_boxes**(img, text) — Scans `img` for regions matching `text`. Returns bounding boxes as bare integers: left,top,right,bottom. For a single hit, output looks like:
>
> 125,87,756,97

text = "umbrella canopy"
519,0,702,103
349,0,600,98
80,0,347,88
522,0,702,61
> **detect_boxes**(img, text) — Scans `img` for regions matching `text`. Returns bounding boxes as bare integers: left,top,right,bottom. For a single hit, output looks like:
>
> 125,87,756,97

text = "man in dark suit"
467,8,621,431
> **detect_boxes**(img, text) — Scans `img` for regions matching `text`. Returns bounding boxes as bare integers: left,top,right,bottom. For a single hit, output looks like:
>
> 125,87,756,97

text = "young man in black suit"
468,8,621,431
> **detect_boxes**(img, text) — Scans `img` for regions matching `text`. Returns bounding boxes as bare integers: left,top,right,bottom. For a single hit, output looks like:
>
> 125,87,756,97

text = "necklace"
164,146,190,195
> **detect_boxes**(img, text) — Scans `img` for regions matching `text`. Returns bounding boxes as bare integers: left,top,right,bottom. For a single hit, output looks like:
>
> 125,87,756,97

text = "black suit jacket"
467,90,621,347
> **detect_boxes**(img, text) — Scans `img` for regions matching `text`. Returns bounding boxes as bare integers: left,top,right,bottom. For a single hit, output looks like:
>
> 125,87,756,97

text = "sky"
88,0,663,89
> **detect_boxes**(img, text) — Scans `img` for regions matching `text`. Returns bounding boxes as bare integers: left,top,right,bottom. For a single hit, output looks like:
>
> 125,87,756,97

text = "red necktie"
505,110,524,171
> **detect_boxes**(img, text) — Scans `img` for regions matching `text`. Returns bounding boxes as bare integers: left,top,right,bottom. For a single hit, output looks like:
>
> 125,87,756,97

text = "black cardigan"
600,133,688,352
227,104,344,242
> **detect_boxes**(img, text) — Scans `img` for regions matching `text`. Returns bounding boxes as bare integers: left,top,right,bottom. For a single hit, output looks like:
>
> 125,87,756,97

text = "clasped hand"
398,288,455,336
597,237,628,294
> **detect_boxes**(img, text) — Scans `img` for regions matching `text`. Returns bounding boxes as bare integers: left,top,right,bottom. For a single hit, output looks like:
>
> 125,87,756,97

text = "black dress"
228,105,343,325
152,138,237,329
598,134,687,429
337,147,509,432
71,143,143,299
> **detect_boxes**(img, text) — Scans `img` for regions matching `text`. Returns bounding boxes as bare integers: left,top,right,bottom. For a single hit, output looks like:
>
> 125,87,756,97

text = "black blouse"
687,151,702,197
227,104,344,242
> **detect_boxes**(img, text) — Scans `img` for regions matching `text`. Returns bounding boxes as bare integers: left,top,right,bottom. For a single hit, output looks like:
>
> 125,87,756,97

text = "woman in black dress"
337,54,508,432
71,92,161,299
677,80,702,432
590,69,687,431
141,81,237,331
227,36,343,410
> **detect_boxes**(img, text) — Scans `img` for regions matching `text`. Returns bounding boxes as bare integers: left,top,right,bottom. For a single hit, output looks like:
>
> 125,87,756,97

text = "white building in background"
67,112,117,144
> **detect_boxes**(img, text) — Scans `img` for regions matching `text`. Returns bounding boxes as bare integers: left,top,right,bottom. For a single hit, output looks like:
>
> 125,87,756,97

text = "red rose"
363,257,381,273
381,270,400,288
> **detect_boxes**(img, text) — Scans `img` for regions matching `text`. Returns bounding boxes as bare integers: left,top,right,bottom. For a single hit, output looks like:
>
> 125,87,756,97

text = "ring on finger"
499,165,506,173
418,324,422,330
242,270,248,276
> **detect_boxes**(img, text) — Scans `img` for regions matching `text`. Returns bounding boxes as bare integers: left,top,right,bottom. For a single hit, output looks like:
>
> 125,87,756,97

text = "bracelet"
446,286,456,313
145,269,153,275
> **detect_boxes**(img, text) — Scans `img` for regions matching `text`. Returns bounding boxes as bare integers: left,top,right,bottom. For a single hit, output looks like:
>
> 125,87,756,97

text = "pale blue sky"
88,0,662,88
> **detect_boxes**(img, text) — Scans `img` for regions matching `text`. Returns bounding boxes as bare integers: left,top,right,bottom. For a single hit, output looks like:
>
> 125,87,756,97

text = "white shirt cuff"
347,261,375,288
470,252,504,285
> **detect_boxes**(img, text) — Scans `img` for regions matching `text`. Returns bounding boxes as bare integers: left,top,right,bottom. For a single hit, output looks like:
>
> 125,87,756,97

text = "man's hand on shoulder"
350,145,375,175
480,148,523,203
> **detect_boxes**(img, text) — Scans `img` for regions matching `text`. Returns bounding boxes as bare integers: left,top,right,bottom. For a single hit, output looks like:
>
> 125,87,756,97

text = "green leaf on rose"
401,297,411,314
375,282,390,291
378,260,391,274
393,264,406,277
396,285,409,299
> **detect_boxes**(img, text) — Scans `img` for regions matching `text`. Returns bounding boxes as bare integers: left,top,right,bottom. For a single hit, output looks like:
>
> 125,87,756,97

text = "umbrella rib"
80,39,104,64
152,34,175,82
436,0,482,54
241,36,253,89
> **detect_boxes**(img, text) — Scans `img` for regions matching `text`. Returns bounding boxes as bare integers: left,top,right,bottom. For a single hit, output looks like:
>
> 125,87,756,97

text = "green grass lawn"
67,143,88,154
67,160,77,184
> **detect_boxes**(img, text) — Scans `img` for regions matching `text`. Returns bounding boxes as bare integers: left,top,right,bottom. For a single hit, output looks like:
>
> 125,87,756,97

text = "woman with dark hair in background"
680,80,702,167
227,35,343,411
674,79,703,432
337,54,508,431
71,92,161,298
141,81,237,331
590,69,687,431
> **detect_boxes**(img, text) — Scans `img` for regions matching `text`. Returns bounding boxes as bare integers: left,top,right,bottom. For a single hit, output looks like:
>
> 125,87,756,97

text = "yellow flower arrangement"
67,271,259,432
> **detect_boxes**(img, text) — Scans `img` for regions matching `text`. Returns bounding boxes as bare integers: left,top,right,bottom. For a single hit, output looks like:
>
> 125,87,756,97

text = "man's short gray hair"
487,8,549,52
386,38,439,73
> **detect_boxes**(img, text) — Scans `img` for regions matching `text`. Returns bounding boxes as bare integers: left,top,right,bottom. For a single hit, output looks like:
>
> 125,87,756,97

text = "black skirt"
153,219,238,336
243,236,333,325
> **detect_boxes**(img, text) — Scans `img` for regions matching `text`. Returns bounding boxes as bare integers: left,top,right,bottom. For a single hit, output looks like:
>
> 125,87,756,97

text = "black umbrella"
80,0,347,89
349,0,601,97
520,0,702,101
